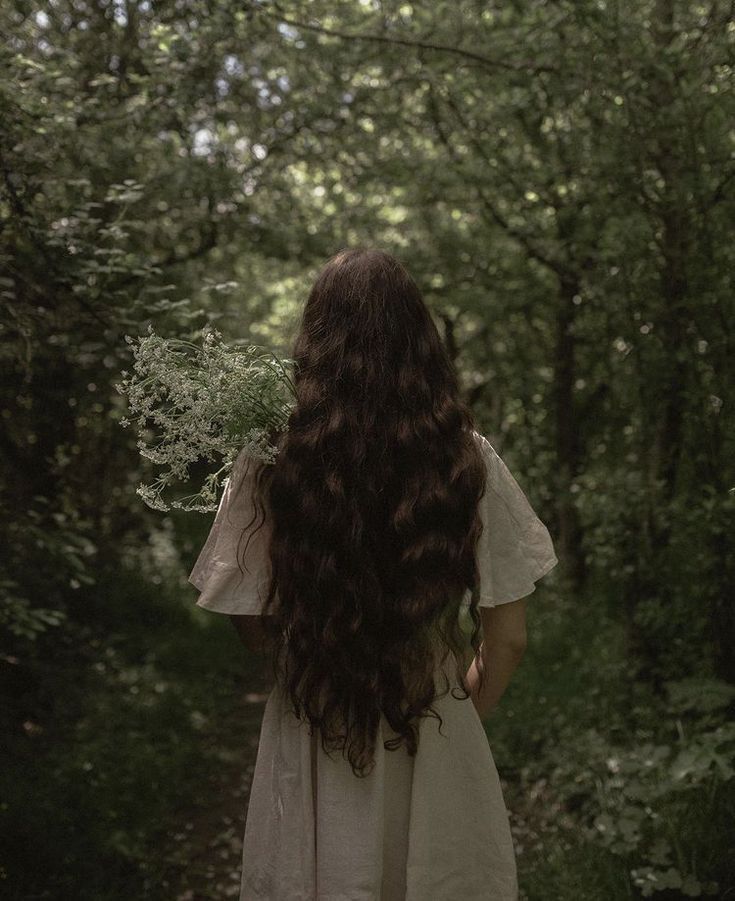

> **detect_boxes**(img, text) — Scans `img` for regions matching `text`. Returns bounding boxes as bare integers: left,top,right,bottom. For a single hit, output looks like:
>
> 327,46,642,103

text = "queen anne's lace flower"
115,326,296,512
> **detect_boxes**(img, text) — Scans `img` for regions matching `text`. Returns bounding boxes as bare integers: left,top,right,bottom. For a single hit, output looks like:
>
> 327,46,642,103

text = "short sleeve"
188,449,272,616
468,432,558,608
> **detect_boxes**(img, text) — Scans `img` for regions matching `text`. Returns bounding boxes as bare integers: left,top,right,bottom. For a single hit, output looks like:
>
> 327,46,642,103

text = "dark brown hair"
245,247,488,777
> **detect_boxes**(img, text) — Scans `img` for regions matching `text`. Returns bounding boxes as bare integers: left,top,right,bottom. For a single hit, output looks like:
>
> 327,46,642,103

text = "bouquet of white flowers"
116,326,296,512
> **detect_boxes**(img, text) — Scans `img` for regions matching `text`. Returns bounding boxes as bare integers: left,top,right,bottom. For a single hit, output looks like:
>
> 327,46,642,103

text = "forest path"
160,668,271,901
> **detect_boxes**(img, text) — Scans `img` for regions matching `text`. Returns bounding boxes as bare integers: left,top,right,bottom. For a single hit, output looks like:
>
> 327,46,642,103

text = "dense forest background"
2,1,734,899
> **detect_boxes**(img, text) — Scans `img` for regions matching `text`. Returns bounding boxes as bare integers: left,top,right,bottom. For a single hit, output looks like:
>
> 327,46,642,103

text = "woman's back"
190,429,557,899
189,248,557,899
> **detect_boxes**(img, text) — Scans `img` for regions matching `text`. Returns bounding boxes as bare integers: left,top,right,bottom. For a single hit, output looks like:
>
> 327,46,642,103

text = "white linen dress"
188,430,558,900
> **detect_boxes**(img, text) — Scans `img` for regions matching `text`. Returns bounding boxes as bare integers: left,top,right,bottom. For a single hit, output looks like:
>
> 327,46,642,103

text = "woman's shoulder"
469,428,498,459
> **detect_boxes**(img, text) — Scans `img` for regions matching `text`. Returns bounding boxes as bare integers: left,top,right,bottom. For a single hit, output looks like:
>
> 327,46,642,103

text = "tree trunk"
553,275,586,592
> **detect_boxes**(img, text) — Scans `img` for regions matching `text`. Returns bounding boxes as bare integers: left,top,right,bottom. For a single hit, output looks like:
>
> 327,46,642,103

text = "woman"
189,247,558,900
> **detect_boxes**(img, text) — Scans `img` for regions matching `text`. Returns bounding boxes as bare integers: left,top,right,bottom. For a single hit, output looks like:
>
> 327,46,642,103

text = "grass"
0,565,259,900
3,572,733,900
483,587,735,901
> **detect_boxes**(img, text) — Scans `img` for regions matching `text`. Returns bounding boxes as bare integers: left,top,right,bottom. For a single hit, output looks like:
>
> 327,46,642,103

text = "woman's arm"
465,642,526,721
465,598,528,721
229,614,273,655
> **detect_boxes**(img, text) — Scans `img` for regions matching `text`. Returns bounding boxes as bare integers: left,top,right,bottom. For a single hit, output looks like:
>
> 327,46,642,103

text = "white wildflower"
117,328,296,512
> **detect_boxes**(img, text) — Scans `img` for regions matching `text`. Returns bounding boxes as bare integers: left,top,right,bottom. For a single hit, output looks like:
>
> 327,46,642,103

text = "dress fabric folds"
189,431,558,900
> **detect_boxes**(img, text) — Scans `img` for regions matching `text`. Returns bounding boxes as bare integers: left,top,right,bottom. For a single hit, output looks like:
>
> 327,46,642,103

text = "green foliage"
1,0,733,896
0,562,256,900
492,597,735,900
0,498,96,647
559,714,734,897
0,586,66,640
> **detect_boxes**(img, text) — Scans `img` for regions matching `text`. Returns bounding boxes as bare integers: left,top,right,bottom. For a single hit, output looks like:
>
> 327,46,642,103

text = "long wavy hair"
242,247,488,778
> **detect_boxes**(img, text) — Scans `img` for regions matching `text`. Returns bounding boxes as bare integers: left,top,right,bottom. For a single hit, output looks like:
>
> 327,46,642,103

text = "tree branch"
261,6,555,74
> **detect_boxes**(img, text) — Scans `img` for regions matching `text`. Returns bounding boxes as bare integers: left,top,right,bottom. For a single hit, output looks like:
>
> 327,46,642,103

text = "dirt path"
160,675,271,900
